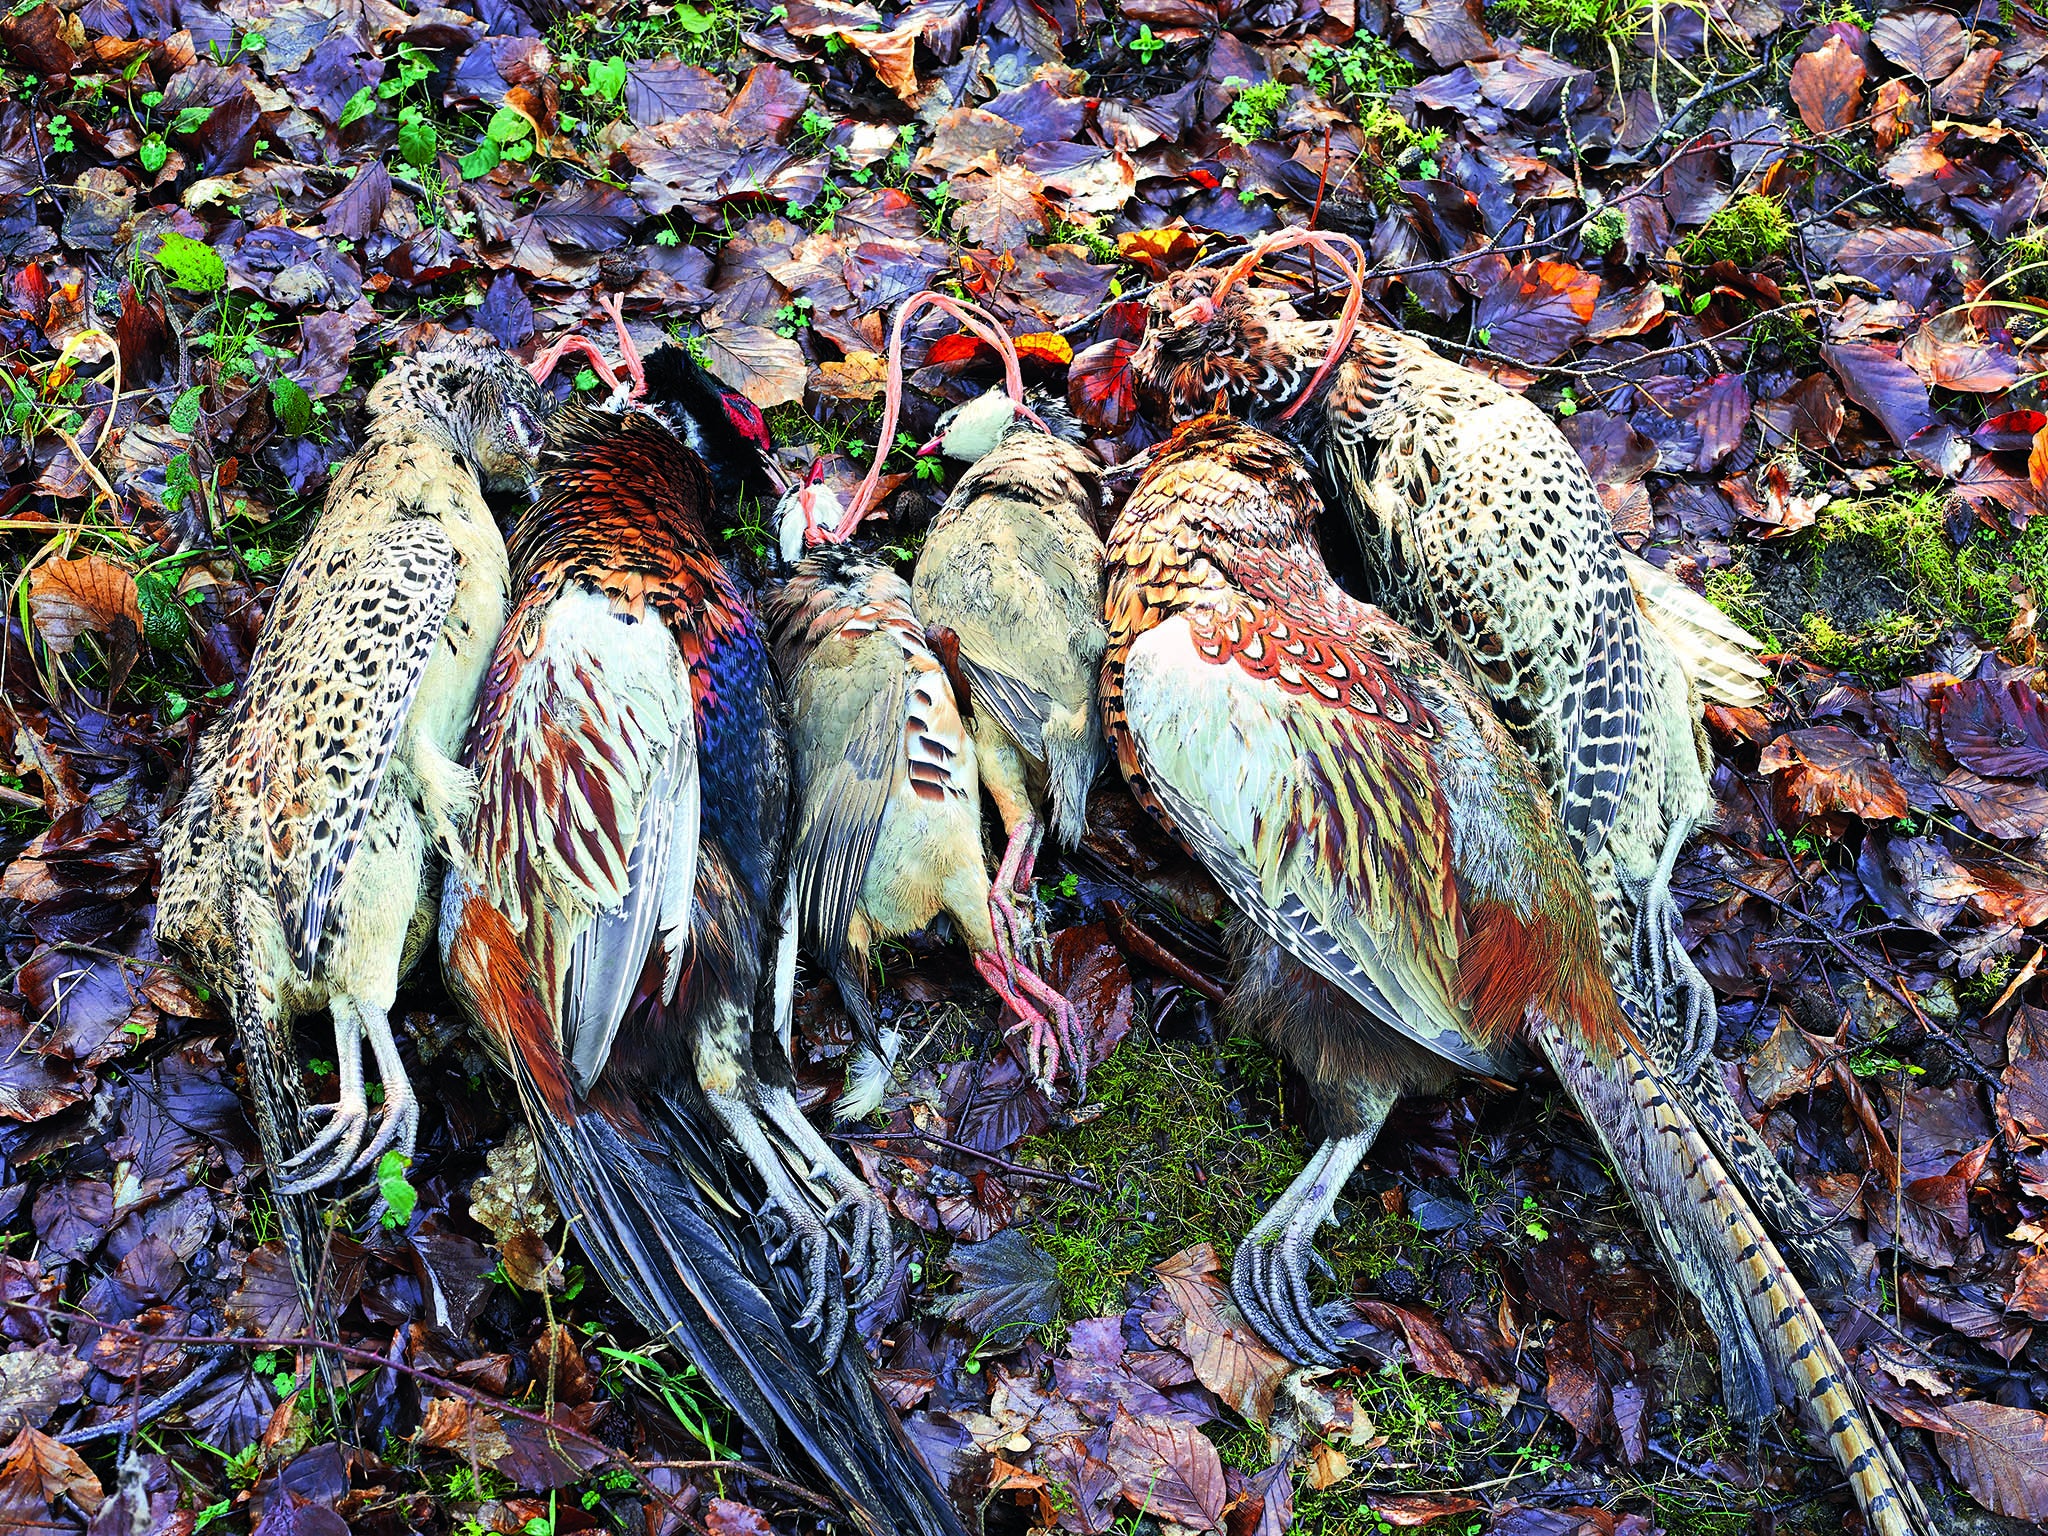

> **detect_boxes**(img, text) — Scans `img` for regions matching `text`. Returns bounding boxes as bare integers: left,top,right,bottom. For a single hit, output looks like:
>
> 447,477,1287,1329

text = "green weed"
1683,194,1793,267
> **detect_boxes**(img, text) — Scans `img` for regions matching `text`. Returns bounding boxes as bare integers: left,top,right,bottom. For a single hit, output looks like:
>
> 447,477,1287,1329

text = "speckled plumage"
1103,417,1931,1536
911,424,1107,853
157,332,547,1256
1127,273,1847,1287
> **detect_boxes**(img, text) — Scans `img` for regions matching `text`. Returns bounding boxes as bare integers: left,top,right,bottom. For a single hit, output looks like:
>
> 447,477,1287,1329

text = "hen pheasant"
1126,234,1843,1286
765,542,1082,1103
157,333,547,1338
440,376,958,1534
822,294,1103,1090
1102,414,1930,1536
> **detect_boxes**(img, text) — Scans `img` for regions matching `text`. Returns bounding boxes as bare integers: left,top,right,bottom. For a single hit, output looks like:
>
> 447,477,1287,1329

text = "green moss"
1580,206,1625,256
1684,194,1793,267
1027,1028,1306,1322
1222,78,1290,143
1710,489,2048,685
1488,0,1646,42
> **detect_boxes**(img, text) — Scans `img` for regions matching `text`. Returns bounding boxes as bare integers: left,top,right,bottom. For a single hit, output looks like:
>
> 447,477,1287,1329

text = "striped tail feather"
442,881,968,1536
1624,553,1771,708
1529,1009,1936,1536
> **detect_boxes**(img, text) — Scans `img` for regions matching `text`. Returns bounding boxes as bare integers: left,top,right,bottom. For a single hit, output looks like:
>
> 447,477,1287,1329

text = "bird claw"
761,1193,848,1366
821,1180,894,1312
1232,1218,1348,1366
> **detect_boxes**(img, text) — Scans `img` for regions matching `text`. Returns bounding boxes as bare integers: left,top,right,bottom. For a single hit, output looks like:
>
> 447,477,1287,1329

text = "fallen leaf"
1789,35,1865,135
1152,1245,1290,1426
1872,8,1968,80
1103,1410,1227,1528
699,321,807,408
1932,1399,2048,1519
933,1229,1060,1335
27,554,142,656
951,164,1051,253
1756,725,1909,820
1940,678,2048,777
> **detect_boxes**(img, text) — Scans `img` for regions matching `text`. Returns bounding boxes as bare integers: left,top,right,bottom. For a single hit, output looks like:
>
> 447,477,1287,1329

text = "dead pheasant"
764,540,1082,1105
1103,414,1931,1536
1125,232,1843,1286
157,332,547,1216
814,293,1101,1089
440,368,962,1535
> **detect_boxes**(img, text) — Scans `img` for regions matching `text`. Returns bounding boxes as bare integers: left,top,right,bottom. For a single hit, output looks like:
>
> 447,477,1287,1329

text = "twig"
1721,875,2003,1089
829,1130,1104,1192
1653,50,1779,149
58,1347,233,1444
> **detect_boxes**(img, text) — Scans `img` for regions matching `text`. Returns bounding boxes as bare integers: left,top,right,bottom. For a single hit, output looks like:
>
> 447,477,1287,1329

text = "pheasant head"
1131,230,1367,428
368,331,551,492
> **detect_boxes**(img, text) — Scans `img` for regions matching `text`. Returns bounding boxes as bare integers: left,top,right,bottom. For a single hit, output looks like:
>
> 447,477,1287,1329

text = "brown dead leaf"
951,165,1050,253
1757,725,1908,820
915,108,1023,176
1152,1244,1290,1426
415,1396,515,1463
0,1427,103,1515
1932,1399,2048,1520
2012,1252,2048,1321
27,554,141,656
817,350,889,400
1356,1300,1484,1390
1103,1410,1227,1528
1790,35,1865,134
1370,1494,1483,1526
700,321,806,409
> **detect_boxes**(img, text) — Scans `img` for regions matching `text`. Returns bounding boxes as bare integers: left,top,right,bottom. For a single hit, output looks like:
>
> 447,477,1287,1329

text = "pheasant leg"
986,813,1042,975
595,293,648,400
1233,1116,1386,1364
756,1085,894,1310
529,335,621,393
706,1088,850,1367
1630,815,1717,1080
342,1001,420,1178
973,949,1067,1090
275,996,369,1193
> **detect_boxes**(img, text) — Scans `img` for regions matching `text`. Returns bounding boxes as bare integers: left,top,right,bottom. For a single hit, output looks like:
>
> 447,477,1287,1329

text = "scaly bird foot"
1230,1131,1379,1365
759,1190,848,1366
1232,1214,1347,1366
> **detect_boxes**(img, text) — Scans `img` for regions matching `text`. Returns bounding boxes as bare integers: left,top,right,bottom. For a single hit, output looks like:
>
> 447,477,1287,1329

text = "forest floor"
7,0,2048,1532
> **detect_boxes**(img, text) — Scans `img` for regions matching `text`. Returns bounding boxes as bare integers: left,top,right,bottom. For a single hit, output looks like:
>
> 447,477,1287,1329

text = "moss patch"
1027,1026,1307,1322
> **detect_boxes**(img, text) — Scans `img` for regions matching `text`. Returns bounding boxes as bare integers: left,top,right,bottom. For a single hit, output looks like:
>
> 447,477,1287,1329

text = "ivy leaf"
486,105,531,143
138,134,167,174
586,55,627,100
169,104,213,135
674,4,717,32
154,231,226,293
168,385,205,434
397,116,438,170
269,376,313,436
134,566,188,651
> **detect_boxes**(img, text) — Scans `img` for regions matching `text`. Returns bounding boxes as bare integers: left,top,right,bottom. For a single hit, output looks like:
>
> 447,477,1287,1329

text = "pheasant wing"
785,640,906,979
466,584,698,1093
1118,599,1500,1076
240,519,459,974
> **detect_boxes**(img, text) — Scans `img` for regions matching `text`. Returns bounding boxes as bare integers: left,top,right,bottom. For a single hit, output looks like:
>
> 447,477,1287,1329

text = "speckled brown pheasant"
157,331,548,1315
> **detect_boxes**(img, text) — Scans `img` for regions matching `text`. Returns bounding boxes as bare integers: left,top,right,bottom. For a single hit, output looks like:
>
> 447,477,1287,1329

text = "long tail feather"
1531,1010,1935,1536
443,882,966,1536
226,890,349,1409
1624,553,1770,708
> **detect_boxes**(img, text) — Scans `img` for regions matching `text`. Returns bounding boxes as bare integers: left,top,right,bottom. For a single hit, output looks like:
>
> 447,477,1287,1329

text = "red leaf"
1472,259,1597,366
1939,678,2048,777
1068,337,1139,433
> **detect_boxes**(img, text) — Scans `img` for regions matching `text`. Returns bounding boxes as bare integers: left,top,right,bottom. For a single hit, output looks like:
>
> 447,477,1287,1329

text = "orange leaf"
2030,423,2048,490
1014,332,1072,367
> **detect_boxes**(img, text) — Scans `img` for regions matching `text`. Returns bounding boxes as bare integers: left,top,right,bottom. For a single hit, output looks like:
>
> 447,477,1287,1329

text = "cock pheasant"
438,364,960,1535
1102,414,1930,1536
764,540,1079,1104
1126,233,1844,1287
157,332,547,1316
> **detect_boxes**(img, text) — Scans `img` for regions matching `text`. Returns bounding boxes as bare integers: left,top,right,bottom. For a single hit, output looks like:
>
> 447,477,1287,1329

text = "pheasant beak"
916,435,944,457
1169,296,1217,327
761,456,792,495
